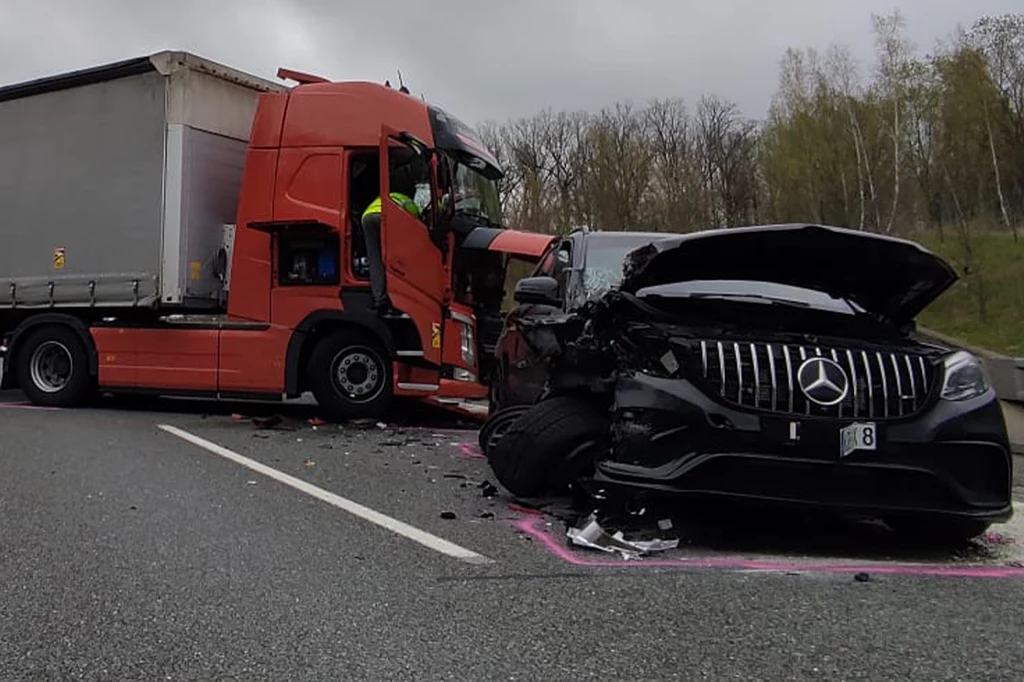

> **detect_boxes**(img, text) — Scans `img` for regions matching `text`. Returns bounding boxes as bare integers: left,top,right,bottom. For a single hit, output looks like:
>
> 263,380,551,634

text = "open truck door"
378,127,448,391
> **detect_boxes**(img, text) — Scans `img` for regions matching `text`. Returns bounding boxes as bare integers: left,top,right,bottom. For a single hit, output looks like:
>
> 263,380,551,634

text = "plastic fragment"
567,513,679,560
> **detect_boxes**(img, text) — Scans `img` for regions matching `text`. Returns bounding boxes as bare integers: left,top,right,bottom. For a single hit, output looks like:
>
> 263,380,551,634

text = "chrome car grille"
696,340,936,420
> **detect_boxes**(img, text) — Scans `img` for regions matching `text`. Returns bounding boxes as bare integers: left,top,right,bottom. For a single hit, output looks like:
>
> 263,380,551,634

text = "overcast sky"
1,0,1019,127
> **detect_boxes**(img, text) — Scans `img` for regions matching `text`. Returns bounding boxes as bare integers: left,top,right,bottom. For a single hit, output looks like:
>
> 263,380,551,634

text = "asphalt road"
3,390,1024,680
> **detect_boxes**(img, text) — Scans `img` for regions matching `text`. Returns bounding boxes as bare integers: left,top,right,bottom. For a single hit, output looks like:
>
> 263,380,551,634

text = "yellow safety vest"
362,193,421,220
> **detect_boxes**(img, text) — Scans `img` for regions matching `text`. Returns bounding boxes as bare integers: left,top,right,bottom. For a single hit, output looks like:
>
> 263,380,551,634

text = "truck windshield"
452,162,502,226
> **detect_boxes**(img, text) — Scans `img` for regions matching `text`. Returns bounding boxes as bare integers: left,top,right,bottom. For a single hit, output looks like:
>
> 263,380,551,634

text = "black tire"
307,330,393,421
15,324,94,408
486,396,608,497
887,517,991,545
478,404,531,456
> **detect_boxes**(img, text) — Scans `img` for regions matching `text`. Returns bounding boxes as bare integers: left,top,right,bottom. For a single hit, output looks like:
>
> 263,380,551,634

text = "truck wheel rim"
29,341,73,393
331,347,384,403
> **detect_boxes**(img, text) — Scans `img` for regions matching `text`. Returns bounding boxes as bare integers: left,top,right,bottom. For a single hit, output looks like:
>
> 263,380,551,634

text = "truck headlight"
460,322,476,368
940,351,989,401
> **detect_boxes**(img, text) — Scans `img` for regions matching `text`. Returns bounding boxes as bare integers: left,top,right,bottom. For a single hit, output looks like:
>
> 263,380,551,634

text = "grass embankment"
916,231,1024,356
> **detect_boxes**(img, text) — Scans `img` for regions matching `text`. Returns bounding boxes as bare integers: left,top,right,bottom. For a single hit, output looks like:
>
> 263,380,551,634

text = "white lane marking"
157,424,494,565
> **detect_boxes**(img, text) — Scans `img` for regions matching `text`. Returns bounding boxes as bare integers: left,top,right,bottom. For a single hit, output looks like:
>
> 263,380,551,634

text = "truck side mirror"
514,276,562,307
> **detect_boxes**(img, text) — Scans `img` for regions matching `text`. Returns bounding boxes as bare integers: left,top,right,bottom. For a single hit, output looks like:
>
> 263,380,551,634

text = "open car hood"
461,227,556,262
619,224,958,325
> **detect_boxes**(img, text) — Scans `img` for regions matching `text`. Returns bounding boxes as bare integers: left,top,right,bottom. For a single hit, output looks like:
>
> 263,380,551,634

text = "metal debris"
567,514,679,560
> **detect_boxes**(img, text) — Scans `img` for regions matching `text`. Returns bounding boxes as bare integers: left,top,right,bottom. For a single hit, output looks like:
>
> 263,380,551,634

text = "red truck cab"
0,61,554,420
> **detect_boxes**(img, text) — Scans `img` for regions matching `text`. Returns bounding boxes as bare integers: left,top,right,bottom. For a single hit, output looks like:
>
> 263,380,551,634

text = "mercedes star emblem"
797,357,850,406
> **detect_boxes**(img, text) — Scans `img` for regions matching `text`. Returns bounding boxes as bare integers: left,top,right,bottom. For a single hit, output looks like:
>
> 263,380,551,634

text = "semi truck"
0,51,555,420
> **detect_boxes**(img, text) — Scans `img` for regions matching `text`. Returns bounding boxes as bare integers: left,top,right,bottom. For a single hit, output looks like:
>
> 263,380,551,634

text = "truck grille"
696,340,936,420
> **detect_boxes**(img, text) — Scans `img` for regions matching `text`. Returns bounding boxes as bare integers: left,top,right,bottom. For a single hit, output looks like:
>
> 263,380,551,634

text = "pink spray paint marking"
455,441,484,459
513,517,1024,579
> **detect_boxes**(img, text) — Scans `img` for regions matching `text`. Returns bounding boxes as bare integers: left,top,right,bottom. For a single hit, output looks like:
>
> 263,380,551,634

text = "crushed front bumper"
596,373,1014,523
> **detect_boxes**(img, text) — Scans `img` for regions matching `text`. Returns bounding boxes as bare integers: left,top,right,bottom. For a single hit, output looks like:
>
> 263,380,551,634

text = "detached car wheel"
478,404,531,456
308,331,393,421
15,325,94,407
486,396,609,497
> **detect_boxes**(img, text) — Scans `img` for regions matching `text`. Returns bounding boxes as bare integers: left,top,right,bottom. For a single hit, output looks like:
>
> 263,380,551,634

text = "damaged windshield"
582,232,665,297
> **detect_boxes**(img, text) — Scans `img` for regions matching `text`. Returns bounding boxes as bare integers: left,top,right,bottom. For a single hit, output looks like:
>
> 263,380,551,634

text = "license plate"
840,422,877,458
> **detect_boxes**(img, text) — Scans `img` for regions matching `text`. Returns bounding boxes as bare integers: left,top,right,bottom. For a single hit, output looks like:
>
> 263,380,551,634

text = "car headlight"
460,321,476,368
940,351,989,401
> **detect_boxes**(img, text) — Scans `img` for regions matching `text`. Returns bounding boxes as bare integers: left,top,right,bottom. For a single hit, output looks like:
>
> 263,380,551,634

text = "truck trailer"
0,51,555,420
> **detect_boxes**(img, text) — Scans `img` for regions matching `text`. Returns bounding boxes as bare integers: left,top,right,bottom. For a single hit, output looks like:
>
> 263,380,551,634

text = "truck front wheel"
307,331,393,421
15,325,94,408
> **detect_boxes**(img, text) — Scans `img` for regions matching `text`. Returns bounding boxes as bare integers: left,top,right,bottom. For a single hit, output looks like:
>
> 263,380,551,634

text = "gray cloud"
1,0,1019,127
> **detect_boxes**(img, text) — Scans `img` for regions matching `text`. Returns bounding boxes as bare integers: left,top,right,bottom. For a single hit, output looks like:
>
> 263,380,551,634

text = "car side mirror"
514,276,562,306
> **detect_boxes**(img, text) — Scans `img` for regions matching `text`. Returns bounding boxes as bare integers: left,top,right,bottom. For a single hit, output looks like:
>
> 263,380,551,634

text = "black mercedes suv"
484,224,1013,542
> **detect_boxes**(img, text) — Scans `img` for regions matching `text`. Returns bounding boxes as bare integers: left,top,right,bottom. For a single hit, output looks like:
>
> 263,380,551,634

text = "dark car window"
535,249,557,278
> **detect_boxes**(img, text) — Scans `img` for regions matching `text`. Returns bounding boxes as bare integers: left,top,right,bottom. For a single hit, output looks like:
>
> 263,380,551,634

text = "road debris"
854,572,872,582
567,514,679,560
303,459,316,468
440,511,457,520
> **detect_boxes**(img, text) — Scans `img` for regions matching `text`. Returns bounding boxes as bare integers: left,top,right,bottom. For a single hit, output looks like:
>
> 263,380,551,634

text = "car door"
378,127,446,376
494,238,573,408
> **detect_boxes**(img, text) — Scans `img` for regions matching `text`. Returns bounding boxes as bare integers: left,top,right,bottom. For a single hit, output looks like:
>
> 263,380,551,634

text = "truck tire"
307,330,393,421
486,396,608,497
15,324,94,408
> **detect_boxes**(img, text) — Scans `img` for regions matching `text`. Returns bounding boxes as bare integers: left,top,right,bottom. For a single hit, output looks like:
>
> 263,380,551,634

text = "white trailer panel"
0,51,287,310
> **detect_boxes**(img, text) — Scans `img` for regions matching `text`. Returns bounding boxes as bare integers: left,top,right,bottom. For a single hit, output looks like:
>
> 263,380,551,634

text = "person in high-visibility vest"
360,191,422,315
